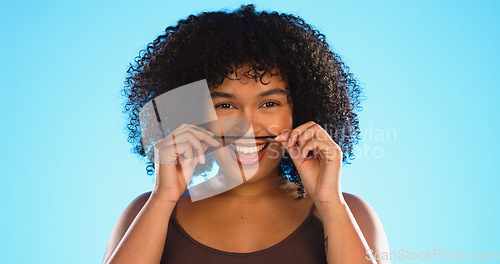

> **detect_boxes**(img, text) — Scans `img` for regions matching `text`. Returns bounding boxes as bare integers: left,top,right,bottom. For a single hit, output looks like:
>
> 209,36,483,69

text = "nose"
220,109,265,137
240,110,265,136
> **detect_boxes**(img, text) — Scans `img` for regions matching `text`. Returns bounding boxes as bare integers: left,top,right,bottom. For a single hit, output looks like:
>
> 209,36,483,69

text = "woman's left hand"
275,121,343,205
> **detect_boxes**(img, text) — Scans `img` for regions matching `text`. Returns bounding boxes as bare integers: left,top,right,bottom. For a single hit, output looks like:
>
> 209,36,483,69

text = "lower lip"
229,144,268,165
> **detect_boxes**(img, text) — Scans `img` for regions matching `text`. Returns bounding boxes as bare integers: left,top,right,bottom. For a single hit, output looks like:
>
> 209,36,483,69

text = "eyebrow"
210,88,288,99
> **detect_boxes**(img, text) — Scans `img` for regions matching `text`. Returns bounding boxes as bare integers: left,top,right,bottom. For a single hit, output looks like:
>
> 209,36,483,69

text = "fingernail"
212,138,220,145
198,149,206,164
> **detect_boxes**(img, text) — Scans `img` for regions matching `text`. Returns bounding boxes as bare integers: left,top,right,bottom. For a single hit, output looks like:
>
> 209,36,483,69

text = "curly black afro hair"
122,4,363,191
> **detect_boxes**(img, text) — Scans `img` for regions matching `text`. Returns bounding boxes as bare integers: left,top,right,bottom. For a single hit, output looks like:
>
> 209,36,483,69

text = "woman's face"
209,66,293,183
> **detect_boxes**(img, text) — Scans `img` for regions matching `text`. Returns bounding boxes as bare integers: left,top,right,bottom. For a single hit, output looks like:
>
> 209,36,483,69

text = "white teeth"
233,144,266,154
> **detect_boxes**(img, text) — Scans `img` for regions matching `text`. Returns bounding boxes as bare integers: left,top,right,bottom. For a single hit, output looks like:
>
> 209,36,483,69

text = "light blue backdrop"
1,0,498,263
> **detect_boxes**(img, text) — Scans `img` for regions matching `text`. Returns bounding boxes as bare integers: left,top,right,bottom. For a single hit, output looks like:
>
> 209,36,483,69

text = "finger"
180,142,194,160
274,128,292,142
201,141,210,151
288,121,317,147
184,157,199,171
181,156,194,169
180,128,220,147
296,123,332,148
165,130,218,150
167,123,210,141
156,131,212,165
179,123,215,137
181,144,211,176
301,140,342,160
168,125,217,146
300,139,328,159
284,144,303,163
154,144,179,164
168,133,205,164
183,134,206,164
156,133,181,164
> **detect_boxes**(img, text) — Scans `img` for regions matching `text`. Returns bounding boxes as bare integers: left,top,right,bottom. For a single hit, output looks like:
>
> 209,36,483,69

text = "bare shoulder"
103,191,152,263
112,191,153,225
124,191,153,213
345,193,386,234
342,192,379,224
112,191,153,230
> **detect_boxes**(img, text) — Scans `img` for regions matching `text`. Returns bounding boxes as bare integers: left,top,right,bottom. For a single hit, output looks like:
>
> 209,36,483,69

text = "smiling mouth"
225,142,270,166
228,143,269,154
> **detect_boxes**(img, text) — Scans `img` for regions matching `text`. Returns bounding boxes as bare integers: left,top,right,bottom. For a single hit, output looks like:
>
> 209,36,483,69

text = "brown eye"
262,101,279,108
215,103,234,109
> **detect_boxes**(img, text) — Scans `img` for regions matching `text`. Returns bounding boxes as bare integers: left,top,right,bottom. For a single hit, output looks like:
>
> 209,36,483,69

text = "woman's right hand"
151,123,220,203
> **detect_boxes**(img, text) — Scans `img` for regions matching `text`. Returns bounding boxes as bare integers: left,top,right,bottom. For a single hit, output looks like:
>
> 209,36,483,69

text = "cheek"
286,114,293,129
280,110,294,130
264,114,293,135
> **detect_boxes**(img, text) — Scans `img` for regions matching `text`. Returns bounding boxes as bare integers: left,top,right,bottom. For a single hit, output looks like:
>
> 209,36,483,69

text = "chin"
243,145,284,182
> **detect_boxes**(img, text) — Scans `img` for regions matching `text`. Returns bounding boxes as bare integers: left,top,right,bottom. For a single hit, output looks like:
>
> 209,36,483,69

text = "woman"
103,4,390,264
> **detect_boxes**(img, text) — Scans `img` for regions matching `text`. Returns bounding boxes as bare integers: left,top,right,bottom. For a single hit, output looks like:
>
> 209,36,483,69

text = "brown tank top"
161,204,327,264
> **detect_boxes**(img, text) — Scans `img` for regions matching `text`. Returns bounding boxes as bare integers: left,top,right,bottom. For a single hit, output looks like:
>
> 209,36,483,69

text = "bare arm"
275,122,390,263
102,124,218,263
317,193,390,264
102,192,176,264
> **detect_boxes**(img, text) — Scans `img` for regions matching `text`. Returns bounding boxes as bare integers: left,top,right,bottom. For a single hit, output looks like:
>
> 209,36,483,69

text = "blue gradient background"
1,0,498,263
